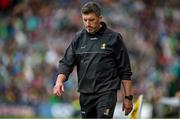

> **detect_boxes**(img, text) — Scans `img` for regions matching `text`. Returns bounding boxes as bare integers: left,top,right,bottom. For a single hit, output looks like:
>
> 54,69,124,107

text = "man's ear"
99,15,102,20
99,15,102,22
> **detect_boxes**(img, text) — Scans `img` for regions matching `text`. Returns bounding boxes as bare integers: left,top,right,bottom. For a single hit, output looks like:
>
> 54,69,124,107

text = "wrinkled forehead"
82,12,99,18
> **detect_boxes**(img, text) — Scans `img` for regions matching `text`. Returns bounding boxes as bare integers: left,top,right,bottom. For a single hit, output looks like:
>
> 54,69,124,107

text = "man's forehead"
82,13,99,18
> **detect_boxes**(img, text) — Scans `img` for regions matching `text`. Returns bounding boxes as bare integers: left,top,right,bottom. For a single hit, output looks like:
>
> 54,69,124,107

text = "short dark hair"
81,2,101,16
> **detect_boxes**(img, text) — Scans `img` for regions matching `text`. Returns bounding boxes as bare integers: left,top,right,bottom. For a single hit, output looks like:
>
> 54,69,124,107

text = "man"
53,1,133,118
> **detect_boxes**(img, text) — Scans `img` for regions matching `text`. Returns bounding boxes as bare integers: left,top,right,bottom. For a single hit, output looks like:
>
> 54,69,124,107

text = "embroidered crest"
104,108,110,115
101,43,106,49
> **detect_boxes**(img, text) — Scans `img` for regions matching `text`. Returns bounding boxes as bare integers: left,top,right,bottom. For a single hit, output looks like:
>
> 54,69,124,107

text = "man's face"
82,13,102,34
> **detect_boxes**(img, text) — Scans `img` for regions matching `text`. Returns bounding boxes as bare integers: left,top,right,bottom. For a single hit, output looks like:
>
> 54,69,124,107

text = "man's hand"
53,74,66,96
53,81,64,96
122,99,133,115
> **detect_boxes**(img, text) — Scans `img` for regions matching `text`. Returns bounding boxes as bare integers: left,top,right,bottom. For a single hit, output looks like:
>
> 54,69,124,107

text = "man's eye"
89,19,94,21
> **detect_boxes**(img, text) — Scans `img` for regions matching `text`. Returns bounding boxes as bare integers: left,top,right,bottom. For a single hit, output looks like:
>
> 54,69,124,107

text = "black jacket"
58,22,132,93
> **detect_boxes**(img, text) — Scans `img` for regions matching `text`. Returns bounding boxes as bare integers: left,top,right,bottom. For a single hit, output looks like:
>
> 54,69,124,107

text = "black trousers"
79,90,117,119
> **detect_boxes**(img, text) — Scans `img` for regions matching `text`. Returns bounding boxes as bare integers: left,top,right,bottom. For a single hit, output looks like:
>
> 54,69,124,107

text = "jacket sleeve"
58,35,77,81
113,34,132,80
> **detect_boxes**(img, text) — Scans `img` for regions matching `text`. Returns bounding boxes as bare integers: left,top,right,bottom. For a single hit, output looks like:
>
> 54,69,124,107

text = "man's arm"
113,34,133,115
122,80,132,96
53,74,66,96
53,33,79,96
122,80,133,115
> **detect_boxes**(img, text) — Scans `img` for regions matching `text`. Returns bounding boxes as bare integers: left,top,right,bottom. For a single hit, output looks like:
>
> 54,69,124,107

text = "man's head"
81,2,102,34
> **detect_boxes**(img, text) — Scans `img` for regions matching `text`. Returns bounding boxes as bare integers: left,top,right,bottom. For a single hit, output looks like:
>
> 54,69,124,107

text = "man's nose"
87,20,91,26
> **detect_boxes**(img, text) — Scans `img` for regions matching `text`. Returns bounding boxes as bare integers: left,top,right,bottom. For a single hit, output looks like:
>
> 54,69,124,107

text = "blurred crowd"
0,0,179,118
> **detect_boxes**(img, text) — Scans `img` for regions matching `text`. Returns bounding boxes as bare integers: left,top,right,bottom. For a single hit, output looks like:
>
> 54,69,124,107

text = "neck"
91,23,102,34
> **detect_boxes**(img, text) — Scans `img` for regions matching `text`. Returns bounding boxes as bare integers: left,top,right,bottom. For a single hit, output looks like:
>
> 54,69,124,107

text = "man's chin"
87,30,95,34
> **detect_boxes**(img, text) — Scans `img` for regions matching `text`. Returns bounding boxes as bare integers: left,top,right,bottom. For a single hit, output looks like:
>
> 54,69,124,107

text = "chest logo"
81,45,86,49
101,43,106,49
